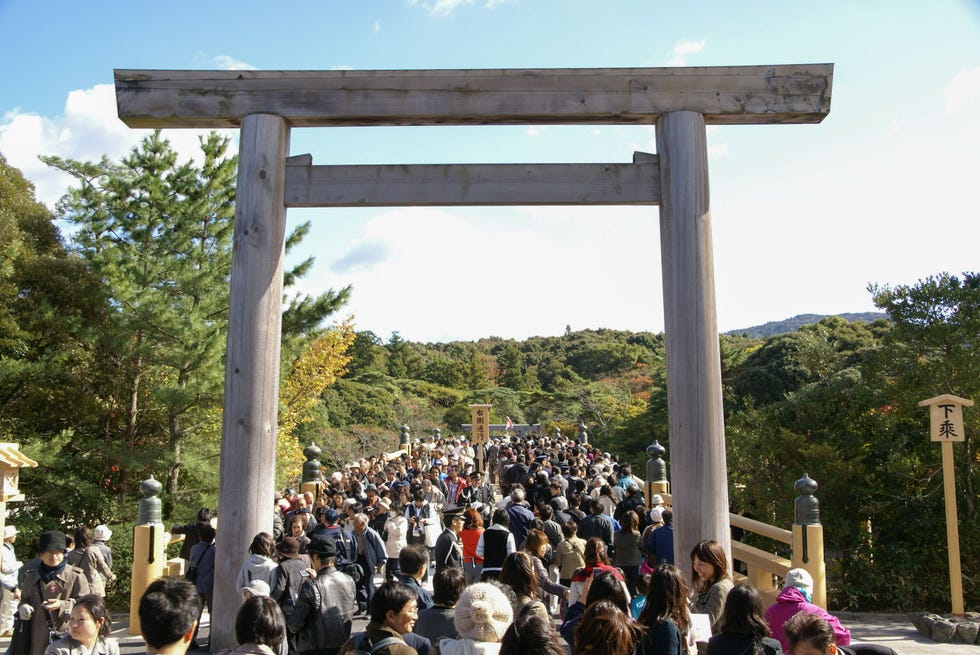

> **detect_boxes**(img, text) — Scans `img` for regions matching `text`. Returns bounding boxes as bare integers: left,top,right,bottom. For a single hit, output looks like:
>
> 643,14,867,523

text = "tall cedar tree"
44,132,350,515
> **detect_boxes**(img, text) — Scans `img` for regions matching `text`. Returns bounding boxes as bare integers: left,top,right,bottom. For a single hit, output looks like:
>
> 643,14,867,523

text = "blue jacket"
188,541,215,594
398,574,434,610
355,527,387,571
506,503,535,547
646,524,674,565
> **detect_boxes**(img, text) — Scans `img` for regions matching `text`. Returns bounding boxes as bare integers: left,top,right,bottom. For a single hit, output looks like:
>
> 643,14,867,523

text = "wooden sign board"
469,404,492,445
919,394,973,443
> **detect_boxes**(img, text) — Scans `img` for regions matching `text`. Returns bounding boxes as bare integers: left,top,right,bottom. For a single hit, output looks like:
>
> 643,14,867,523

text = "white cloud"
373,19,381,32
212,55,256,71
945,66,980,113
411,0,473,16
666,38,706,66
526,127,542,137
0,84,235,209
409,0,509,15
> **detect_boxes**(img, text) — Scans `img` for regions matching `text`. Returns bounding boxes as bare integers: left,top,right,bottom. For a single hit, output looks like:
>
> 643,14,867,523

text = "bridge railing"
729,473,826,609
646,443,827,609
729,513,793,607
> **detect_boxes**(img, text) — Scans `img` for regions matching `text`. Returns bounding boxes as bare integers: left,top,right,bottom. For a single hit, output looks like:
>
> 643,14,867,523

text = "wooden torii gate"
114,64,833,649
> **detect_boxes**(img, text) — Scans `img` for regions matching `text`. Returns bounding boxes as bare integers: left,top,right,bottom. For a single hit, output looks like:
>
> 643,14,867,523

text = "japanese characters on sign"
929,402,966,442
469,404,491,444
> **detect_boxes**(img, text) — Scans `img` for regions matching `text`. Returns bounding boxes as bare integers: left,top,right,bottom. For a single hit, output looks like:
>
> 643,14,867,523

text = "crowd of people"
2,431,896,655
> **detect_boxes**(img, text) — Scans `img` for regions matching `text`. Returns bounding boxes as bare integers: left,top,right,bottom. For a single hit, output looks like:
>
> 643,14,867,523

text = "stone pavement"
837,612,979,655
1,609,971,655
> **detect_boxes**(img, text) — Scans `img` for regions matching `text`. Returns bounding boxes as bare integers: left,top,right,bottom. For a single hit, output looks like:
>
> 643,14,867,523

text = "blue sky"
2,1,979,342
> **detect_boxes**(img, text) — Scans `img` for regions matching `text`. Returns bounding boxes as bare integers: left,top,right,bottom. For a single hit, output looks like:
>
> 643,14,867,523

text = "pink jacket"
765,587,851,653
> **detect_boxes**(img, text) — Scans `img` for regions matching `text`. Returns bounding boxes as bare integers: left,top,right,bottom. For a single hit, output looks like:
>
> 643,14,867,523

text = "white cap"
93,525,112,541
3,526,17,539
784,568,814,594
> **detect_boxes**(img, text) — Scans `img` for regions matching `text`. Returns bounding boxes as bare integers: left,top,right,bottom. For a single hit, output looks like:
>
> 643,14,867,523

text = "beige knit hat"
453,583,514,642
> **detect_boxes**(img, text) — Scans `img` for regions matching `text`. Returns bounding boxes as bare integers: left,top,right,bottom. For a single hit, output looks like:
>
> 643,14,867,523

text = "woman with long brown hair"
706,584,781,655
522,529,569,606
690,540,733,635
573,600,641,655
636,565,691,655
499,605,564,655
499,552,549,623
612,510,644,597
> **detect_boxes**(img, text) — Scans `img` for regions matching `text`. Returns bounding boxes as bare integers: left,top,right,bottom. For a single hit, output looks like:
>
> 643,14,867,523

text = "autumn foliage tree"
277,318,355,481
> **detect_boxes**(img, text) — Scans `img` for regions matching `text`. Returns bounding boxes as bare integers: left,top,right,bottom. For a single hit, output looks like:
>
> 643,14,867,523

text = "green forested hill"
310,300,978,612
726,312,887,338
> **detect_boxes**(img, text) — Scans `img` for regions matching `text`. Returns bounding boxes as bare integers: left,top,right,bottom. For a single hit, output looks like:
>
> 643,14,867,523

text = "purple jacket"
765,587,851,653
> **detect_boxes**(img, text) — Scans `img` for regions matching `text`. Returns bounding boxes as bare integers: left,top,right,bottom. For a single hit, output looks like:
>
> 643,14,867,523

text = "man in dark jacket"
613,484,644,522
312,509,358,567
271,537,308,655
432,510,464,573
187,524,216,649
577,498,615,555
505,487,535,548
171,507,212,561
459,471,494,524
396,545,433,610
286,537,356,655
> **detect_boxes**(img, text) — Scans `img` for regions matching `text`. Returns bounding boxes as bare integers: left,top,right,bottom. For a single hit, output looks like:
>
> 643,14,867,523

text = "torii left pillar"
212,114,290,650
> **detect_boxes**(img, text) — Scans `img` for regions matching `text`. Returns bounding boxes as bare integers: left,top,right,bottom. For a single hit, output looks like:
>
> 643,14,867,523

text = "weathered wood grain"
657,110,731,571
114,64,833,128
283,156,661,207
213,114,289,652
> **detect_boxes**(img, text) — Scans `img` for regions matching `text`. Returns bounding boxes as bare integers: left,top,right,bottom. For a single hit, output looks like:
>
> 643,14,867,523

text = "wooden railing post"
646,439,669,504
791,473,826,608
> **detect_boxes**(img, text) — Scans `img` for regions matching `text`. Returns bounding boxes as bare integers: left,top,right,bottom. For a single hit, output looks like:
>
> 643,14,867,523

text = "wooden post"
939,440,963,616
918,394,972,617
128,524,166,634
211,114,290,651
791,523,827,608
656,111,731,572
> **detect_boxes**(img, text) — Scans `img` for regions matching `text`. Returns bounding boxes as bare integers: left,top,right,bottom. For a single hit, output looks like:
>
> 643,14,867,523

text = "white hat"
650,494,665,506
3,526,17,539
241,579,270,597
784,568,814,594
93,525,112,541
454,583,513,642
648,507,663,523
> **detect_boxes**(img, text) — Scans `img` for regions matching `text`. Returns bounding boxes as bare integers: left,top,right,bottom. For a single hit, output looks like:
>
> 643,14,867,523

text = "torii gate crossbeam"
114,64,832,651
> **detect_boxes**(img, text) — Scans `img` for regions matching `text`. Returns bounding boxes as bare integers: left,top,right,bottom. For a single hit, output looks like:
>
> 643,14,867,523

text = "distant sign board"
469,404,491,444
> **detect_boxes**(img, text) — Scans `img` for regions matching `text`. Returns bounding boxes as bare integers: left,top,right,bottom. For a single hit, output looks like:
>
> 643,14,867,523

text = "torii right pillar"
658,111,732,571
